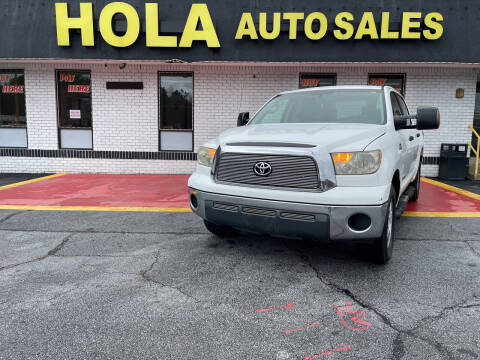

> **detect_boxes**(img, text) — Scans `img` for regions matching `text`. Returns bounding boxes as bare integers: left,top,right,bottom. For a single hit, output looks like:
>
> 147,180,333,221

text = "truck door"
395,93,420,181
389,92,410,184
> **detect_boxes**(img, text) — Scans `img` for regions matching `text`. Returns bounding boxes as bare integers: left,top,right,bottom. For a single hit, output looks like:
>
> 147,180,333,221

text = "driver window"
390,92,403,116
395,93,410,115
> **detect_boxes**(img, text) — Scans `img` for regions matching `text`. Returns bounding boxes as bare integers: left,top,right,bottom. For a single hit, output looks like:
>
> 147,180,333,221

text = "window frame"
158,71,194,152
0,69,27,129
389,92,403,116
55,69,93,130
395,93,410,116
368,73,406,96
55,69,93,150
299,73,337,89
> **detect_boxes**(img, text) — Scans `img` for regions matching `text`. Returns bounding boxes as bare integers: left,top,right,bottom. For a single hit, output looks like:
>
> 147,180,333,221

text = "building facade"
1,1,479,176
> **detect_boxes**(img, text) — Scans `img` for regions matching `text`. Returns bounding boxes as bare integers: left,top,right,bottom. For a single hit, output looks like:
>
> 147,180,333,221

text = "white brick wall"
0,61,477,175
0,157,196,174
24,64,58,149
91,64,161,151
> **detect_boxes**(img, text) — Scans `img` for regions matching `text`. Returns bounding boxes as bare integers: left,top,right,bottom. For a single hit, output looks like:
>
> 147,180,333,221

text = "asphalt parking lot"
0,208,479,359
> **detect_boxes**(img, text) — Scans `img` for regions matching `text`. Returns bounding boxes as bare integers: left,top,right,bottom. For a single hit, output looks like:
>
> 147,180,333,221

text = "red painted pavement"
0,174,478,212
406,180,480,213
0,174,190,208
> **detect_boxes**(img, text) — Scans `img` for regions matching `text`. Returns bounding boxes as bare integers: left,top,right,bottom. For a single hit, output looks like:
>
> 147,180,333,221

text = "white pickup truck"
188,86,440,263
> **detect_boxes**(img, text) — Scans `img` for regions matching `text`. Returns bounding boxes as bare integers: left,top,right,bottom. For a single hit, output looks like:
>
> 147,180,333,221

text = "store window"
369,74,406,95
0,70,27,147
159,72,193,151
299,74,336,89
56,70,93,149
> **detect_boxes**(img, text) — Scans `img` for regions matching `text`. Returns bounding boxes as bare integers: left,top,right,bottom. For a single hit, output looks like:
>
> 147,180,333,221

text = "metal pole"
476,141,479,176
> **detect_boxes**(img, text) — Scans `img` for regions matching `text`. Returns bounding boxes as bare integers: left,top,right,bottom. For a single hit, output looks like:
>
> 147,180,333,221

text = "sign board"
369,74,405,94
2,85,24,94
69,110,81,119
1,1,480,63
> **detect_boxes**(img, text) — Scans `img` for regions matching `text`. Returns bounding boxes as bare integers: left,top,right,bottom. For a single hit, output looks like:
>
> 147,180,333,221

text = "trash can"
438,143,468,180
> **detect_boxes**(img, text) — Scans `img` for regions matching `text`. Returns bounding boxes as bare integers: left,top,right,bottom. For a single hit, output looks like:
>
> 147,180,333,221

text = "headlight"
331,150,382,175
197,146,217,167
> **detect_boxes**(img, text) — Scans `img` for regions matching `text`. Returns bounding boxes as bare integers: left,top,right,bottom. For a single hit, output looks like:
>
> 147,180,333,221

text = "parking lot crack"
140,252,199,303
293,246,397,329
47,233,73,256
287,243,458,360
0,233,73,272
0,211,25,224
465,241,480,257
409,299,480,332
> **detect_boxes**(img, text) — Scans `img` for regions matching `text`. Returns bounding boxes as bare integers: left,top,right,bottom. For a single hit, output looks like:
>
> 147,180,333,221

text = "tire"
203,219,237,237
409,162,421,202
372,187,397,264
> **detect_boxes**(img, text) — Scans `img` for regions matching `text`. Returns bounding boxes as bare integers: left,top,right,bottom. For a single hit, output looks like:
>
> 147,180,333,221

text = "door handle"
409,136,414,141
416,133,421,138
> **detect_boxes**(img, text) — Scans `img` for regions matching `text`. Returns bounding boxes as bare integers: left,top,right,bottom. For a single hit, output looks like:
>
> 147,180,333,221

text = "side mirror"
416,106,440,130
237,112,249,127
394,107,440,130
394,115,416,130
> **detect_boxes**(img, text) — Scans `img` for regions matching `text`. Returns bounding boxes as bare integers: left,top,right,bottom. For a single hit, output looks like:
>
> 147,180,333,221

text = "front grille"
242,207,277,217
210,201,317,222
280,212,316,222
215,153,319,189
213,202,239,212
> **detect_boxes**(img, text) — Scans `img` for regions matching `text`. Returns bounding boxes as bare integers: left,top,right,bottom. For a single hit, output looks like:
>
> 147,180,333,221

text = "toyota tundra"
188,86,440,263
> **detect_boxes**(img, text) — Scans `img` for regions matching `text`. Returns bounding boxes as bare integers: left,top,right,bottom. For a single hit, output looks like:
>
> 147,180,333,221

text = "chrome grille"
242,207,277,217
215,153,319,189
213,202,239,212
280,212,316,222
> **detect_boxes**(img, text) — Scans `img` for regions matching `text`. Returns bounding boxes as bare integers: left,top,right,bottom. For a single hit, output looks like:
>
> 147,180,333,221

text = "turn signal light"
332,152,352,164
198,146,217,167
208,148,217,159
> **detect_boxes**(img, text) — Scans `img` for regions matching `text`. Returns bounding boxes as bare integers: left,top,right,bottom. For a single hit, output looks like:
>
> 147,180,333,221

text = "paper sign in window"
69,110,81,119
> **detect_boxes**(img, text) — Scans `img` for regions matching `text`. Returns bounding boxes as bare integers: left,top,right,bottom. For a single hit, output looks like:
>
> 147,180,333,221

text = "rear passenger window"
390,93,402,116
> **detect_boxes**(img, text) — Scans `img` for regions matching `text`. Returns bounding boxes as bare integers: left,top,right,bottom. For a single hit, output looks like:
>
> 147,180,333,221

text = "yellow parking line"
0,204,192,212
403,211,480,218
421,177,480,201
0,173,67,191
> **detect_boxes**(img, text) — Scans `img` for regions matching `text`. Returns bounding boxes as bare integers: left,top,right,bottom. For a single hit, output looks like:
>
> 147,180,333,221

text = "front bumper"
189,188,388,241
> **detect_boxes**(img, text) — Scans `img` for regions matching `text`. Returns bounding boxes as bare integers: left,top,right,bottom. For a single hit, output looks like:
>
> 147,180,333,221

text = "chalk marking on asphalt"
303,345,351,360
256,303,296,312
403,211,480,218
421,177,480,201
283,322,319,334
0,205,192,212
332,302,371,331
0,173,67,191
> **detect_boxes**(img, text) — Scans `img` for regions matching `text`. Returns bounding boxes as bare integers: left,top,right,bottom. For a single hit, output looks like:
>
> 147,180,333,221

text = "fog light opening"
190,194,198,210
348,213,371,233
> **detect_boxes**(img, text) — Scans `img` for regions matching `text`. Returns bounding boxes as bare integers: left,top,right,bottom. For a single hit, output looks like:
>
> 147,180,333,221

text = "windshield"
250,90,385,125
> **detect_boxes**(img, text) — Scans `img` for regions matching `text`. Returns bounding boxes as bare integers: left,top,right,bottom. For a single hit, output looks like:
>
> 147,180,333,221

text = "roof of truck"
279,85,392,95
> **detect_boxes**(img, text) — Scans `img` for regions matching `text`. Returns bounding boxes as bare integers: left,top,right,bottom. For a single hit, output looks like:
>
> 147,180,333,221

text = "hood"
215,123,386,152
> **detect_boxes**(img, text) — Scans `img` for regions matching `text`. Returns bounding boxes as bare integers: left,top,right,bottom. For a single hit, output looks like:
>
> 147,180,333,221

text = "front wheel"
372,187,396,264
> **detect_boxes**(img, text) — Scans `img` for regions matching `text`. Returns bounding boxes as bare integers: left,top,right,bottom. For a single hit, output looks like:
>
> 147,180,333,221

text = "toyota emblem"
253,161,272,177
